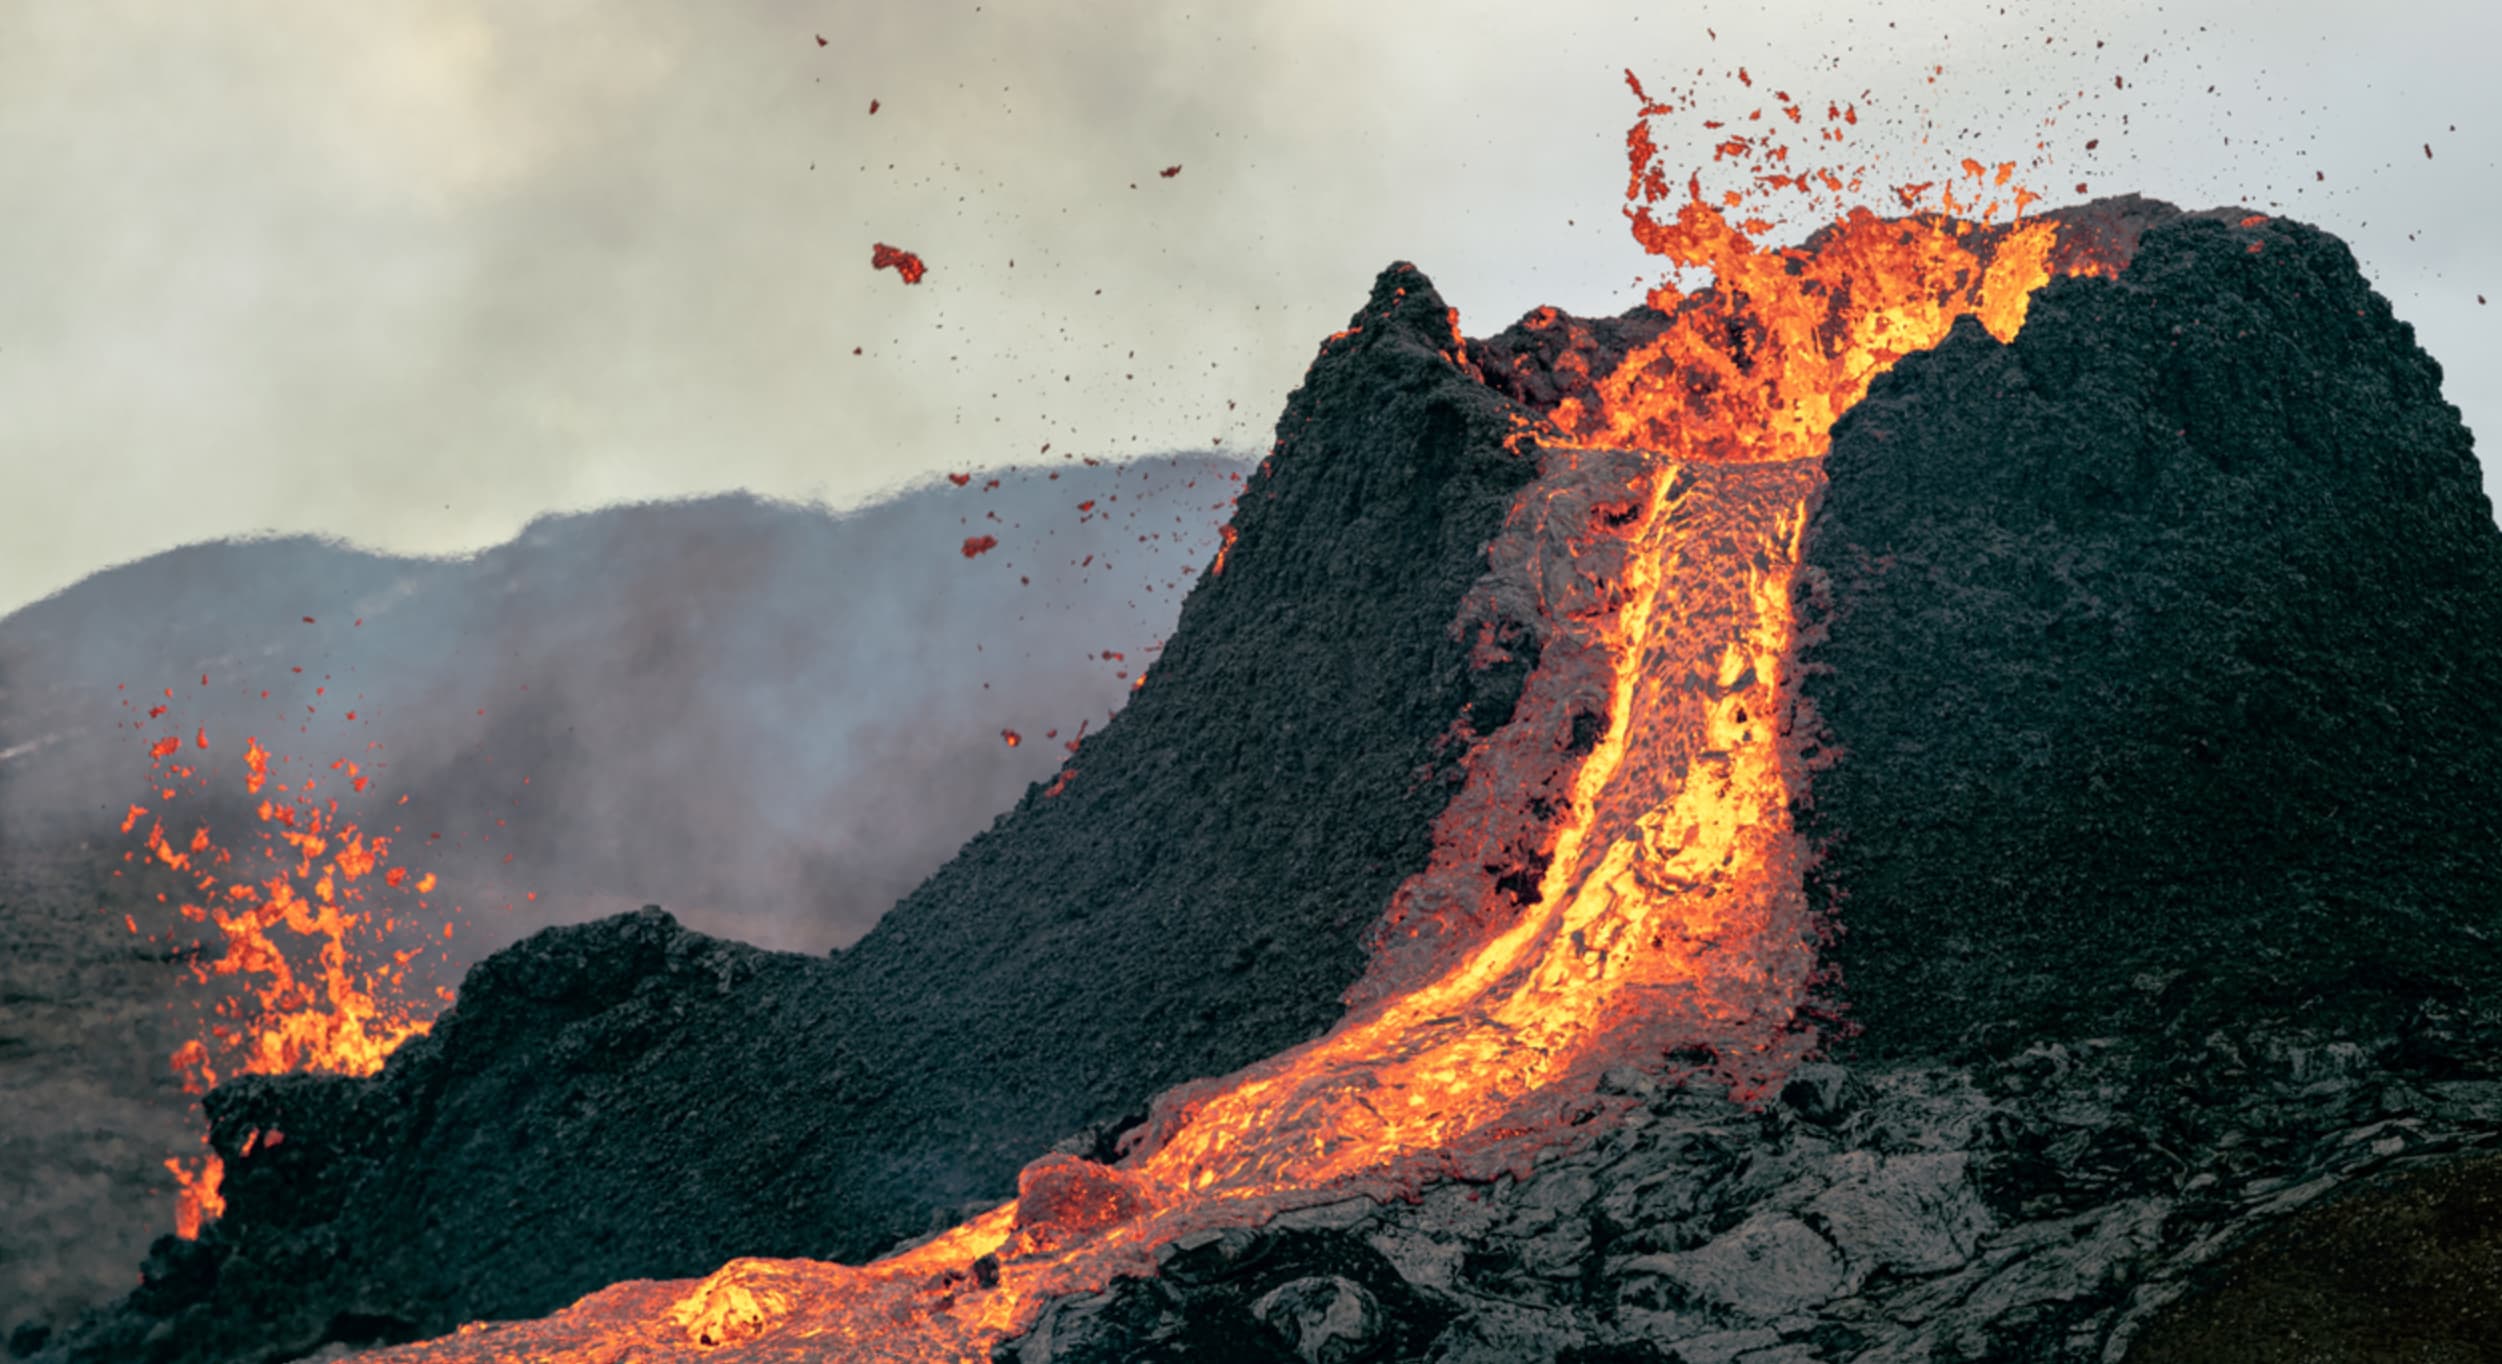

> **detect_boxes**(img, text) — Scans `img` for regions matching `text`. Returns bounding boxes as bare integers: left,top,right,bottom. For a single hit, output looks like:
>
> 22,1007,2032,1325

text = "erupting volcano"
326,76,2150,1364
28,48,2502,1364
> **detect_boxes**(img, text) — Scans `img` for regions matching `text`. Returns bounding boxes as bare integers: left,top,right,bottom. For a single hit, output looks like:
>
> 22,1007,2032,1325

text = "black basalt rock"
836,261,1544,1197
1796,211,2502,1062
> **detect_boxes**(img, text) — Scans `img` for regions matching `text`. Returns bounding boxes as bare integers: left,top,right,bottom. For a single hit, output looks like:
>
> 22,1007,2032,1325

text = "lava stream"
362,447,1825,1363
1137,461,1820,1199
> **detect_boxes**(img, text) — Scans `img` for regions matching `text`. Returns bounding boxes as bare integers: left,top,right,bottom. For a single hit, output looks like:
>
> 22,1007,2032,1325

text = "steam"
0,454,1252,960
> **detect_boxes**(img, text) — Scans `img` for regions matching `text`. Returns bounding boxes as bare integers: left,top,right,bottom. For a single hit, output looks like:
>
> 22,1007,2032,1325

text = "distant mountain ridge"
0,456,1249,953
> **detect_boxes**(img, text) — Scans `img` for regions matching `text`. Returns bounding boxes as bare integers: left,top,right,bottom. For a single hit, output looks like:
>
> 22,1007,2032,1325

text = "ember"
129,723,448,1240
870,242,926,284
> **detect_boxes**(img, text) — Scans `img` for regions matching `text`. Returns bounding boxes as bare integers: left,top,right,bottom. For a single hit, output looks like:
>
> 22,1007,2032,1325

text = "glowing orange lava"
872,242,928,284
362,64,2131,1364
128,724,450,1238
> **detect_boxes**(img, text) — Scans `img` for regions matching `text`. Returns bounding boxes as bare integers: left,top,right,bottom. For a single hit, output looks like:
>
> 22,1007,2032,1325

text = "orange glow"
361,64,2136,1364
166,1153,223,1241
1556,206,2057,459
870,243,927,284
1554,82,2064,461
368,409,1834,1364
130,722,450,1239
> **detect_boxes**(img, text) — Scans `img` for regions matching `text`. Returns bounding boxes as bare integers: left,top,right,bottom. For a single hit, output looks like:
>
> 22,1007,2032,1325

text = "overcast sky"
3,0,2494,617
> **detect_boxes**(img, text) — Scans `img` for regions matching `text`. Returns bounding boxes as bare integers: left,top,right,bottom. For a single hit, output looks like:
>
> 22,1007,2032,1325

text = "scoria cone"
999,207,2502,1362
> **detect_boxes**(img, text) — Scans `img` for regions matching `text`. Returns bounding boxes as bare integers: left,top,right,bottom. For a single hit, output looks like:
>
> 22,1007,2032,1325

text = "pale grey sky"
3,0,2494,616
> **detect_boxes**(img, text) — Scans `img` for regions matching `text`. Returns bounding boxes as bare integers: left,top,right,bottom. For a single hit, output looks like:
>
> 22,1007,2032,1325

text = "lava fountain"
119,704,452,1238
338,67,2134,1364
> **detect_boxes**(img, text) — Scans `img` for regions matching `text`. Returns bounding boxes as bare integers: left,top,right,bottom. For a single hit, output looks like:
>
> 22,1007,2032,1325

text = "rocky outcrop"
1797,211,2502,1063
1006,1016,2502,1362
34,266,1543,1363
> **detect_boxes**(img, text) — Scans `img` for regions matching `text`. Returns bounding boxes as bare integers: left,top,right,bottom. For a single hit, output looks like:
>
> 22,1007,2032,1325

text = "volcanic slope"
978,211,2502,1364
36,267,1544,1364
1797,209,2502,1060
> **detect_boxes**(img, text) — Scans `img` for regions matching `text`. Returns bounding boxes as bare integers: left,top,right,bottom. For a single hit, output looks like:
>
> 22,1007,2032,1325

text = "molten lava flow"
365,402,1830,1364
362,63,2138,1364
1551,73,2066,462
1135,461,1822,1195
128,725,449,1238
163,1152,223,1241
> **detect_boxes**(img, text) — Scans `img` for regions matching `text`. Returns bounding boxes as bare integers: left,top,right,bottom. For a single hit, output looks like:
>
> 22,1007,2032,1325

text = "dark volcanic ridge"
22,197,2502,1364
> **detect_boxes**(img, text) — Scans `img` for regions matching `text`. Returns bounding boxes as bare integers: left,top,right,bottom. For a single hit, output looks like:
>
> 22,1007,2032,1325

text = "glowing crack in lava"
370,69,2126,1364
127,723,450,1238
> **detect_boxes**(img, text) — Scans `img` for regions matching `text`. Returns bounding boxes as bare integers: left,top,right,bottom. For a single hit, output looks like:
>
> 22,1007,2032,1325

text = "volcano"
19,193,2502,1364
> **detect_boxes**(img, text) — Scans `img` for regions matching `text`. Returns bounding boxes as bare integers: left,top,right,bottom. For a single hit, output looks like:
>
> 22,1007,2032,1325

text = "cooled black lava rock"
1000,1024,2502,1363
1796,210,2502,1061
36,265,1542,1364
1005,1227,1454,1364
832,263,1545,1198
2127,1148,2502,1363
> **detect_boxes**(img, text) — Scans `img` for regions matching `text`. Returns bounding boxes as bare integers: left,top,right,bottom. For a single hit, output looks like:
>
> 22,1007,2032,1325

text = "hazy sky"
3,0,2494,616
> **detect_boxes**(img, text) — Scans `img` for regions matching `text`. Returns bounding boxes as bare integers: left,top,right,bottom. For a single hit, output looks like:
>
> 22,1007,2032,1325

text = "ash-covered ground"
0,457,1246,1340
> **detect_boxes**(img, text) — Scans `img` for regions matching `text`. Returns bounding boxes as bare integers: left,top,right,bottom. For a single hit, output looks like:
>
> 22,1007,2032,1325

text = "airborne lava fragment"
871,243,927,284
